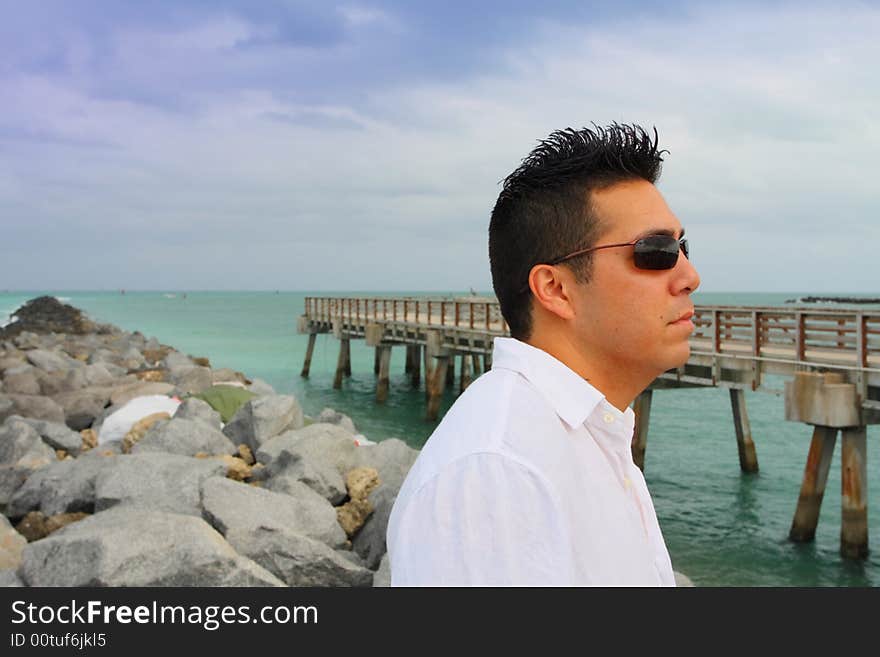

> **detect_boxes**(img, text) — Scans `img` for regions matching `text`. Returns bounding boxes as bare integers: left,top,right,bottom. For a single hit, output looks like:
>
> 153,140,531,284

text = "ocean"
2,289,878,586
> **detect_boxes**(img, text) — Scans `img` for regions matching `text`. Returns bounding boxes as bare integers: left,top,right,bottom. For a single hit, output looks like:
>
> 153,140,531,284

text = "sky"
1,0,878,292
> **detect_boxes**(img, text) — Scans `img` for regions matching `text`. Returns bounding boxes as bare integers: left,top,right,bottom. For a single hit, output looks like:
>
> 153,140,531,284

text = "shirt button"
603,413,614,424
623,477,632,490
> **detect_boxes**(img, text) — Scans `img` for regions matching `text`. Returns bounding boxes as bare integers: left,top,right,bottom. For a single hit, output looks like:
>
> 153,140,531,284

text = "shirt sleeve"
389,451,572,586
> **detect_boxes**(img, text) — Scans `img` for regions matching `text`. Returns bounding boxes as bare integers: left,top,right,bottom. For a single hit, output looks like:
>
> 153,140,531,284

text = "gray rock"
352,484,396,570
83,363,115,387
256,424,361,503
87,348,116,366
0,514,27,571
108,382,175,407
53,387,112,430
95,453,226,516
173,397,222,429
225,527,373,587
317,407,357,434
264,460,347,505
168,366,212,395
1,394,65,424
0,417,56,509
223,395,304,452
201,476,346,548
26,349,78,373
355,438,419,494
373,553,391,587
13,332,42,350
19,507,285,587
34,370,68,396
212,368,246,385
256,423,359,472
0,569,24,587
120,347,146,369
0,356,27,375
7,453,119,518
247,378,276,396
102,362,129,379
61,367,89,392
131,417,236,457
0,396,13,423
2,366,41,395
18,418,83,456
162,351,195,373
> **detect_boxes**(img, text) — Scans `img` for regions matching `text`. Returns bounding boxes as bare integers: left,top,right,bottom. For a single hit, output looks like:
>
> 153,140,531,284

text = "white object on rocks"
97,395,181,445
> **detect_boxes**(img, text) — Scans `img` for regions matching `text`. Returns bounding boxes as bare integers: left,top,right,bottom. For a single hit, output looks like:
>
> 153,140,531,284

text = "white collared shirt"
386,337,675,586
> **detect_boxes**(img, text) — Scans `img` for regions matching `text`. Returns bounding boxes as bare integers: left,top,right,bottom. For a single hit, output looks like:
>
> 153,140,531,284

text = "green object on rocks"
192,385,257,423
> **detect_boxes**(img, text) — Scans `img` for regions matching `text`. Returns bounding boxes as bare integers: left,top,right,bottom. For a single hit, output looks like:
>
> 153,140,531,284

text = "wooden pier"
297,296,880,558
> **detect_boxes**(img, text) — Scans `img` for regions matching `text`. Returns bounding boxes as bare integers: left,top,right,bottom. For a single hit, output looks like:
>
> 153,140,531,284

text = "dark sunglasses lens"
633,235,681,270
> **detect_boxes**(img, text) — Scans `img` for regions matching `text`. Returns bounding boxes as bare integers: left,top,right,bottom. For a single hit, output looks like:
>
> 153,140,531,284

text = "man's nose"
674,250,700,294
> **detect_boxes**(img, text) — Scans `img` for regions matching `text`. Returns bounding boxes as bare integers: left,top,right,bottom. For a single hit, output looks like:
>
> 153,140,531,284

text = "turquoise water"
2,289,879,586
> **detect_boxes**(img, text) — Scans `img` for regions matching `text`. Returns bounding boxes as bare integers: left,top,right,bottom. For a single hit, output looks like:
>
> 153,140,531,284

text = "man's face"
569,179,701,379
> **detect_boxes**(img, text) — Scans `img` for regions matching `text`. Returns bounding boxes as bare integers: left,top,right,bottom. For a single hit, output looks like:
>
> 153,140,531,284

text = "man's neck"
524,333,649,412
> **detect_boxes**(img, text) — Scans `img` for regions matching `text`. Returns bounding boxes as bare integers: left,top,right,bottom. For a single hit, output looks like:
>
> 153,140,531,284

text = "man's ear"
528,264,576,322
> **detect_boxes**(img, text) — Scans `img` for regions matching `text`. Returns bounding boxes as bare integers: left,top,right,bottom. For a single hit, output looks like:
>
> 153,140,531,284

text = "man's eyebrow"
633,227,686,240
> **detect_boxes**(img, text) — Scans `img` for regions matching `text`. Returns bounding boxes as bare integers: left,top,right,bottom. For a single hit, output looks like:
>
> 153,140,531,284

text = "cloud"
1,2,878,291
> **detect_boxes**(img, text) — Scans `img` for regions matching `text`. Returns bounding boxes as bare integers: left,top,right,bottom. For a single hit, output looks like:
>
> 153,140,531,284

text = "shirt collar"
490,337,609,429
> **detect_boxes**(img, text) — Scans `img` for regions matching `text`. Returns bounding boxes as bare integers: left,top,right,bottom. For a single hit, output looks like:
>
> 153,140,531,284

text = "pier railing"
304,296,509,332
304,296,880,372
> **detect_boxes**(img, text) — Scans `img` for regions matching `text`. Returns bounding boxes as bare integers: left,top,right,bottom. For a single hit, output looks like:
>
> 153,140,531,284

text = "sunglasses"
519,234,689,294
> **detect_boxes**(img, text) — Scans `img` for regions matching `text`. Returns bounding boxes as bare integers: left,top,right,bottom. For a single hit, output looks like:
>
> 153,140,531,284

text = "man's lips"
670,310,695,324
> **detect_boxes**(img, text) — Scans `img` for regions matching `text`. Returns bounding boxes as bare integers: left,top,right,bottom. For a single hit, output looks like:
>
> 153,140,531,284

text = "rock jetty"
785,296,880,304
0,296,417,587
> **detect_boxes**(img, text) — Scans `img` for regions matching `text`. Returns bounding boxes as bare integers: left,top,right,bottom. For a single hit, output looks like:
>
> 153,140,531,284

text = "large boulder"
168,366,213,395
7,454,119,518
109,382,175,408
226,528,373,587
264,460,347,506
247,378,276,397
131,418,236,457
2,366,41,395
0,417,56,509
53,388,113,431
222,395,304,452
94,453,226,517
18,507,285,586
162,351,195,373
355,438,419,494
26,349,79,373
83,363,115,387
373,553,391,587
316,407,357,434
256,424,359,504
173,397,222,429
1,394,65,424
0,396,13,423
201,476,346,549
352,484,397,570
0,569,24,587
0,515,27,571
15,417,82,456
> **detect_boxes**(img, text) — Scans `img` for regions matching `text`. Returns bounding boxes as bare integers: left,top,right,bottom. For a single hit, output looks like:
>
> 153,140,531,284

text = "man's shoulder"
399,368,558,491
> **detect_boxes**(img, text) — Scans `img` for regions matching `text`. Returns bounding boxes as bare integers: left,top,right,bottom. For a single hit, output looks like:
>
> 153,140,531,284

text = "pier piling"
631,389,653,471
789,426,837,543
427,355,449,421
301,332,317,378
841,425,868,559
376,345,392,403
729,388,759,473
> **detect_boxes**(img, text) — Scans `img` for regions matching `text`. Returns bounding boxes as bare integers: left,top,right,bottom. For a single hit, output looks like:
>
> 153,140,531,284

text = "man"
386,123,700,585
